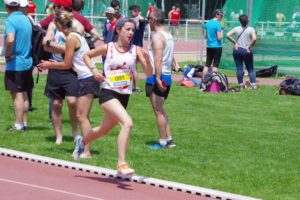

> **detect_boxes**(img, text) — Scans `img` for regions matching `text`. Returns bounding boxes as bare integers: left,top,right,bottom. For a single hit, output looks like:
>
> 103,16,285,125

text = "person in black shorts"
146,9,176,149
4,1,33,131
203,9,224,77
38,10,101,158
73,18,153,176
42,2,81,144
45,68,79,145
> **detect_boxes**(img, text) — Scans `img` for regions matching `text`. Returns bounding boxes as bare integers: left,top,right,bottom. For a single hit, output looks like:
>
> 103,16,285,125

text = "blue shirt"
205,19,222,48
5,11,32,71
103,20,116,44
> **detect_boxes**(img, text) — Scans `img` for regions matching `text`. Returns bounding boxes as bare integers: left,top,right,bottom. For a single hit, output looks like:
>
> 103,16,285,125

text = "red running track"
0,155,213,200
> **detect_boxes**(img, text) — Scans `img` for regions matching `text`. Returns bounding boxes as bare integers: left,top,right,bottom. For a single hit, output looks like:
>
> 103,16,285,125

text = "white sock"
23,122,27,127
14,123,24,130
74,134,81,142
167,136,173,142
159,139,167,146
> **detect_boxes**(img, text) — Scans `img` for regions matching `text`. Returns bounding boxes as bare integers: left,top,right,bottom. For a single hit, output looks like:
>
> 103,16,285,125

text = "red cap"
50,0,72,9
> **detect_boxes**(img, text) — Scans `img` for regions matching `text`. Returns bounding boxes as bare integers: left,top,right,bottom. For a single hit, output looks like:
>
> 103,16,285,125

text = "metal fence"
0,12,205,41
1,11,298,72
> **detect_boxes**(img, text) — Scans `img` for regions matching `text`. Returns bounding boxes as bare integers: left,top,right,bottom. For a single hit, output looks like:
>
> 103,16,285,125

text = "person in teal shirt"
4,0,33,131
203,9,224,77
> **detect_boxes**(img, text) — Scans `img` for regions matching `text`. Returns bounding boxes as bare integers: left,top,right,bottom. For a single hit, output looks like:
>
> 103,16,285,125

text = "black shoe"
132,88,142,93
166,140,176,148
8,125,25,132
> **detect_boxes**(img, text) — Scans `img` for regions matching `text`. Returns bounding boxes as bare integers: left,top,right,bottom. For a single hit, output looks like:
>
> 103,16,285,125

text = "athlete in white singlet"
146,9,176,149
72,18,153,176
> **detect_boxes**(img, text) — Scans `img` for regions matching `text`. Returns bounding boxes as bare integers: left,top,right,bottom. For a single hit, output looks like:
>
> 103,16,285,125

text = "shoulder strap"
236,27,248,42
70,32,83,51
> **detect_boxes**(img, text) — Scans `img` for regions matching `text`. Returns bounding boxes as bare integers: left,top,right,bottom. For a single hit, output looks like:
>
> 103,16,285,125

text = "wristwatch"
46,39,51,47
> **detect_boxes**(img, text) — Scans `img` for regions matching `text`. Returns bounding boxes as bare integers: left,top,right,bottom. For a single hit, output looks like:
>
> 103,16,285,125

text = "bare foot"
55,135,62,145
80,153,92,159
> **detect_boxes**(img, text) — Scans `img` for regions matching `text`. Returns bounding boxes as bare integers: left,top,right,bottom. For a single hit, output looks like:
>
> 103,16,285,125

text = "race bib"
107,73,131,88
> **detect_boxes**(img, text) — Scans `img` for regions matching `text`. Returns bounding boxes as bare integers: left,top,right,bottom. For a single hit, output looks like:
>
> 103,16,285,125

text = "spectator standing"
146,9,176,149
203,9,224,77
168,6,180,41
38,10,101,158
168,5,176,18
73,17,153,175
129,4,146,93
226,14,257,89
19,0,34,111
110,0,125,19
4,0,33,131
102,7,117,63
28,0,36,19
103,7,117,44
39,0,102,43
42,0,80,144
146,2,155,18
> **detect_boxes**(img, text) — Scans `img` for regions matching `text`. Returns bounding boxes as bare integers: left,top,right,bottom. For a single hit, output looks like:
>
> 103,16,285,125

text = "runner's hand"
156,79,167,92
92,68,106,82
37,60,51,70
141,49,151,65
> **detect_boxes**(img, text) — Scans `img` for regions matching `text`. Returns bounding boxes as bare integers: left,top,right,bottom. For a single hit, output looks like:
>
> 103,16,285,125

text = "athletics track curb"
0,147,260,200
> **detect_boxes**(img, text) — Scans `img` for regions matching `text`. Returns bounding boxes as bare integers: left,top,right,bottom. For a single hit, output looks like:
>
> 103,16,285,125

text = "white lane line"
0,178,104,200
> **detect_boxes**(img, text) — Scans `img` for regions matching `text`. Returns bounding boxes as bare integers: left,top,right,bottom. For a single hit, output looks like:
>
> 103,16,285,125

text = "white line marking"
0,147,261,200
0,178,104,200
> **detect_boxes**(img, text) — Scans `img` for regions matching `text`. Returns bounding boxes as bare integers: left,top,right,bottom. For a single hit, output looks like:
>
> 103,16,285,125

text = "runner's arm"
152,32,166,91
5,33,14,59
37,35,77,70
248,29,257,50
137,46,153,77
89,28,104,42
226,28,236,44
83,44,107,82
43,22,66,54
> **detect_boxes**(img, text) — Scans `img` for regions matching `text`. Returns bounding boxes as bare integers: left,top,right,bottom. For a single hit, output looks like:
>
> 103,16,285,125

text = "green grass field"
0,73,299,200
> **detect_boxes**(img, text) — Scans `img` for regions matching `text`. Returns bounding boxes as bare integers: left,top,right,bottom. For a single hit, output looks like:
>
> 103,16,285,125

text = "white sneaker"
72,136,84,161
117,162,135,176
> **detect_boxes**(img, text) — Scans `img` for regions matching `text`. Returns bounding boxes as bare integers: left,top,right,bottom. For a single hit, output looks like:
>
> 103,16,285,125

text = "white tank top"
52,29,65,62
102,42,137,94
148,30,174,75
69,32,93,80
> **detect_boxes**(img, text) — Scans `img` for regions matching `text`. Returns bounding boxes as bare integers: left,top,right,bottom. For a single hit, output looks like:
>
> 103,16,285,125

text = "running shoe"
8,125,25,132
148,142,166,149
166,140,176,148
117,162,135,176
72,136,84,161
132,88,142,93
